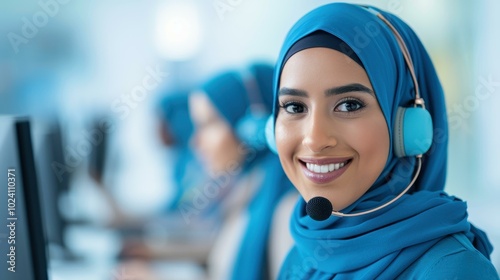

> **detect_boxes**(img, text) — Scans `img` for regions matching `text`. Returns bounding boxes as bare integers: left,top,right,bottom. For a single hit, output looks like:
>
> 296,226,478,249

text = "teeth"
314,164,321,173
320,165,328,173
306,161,348,173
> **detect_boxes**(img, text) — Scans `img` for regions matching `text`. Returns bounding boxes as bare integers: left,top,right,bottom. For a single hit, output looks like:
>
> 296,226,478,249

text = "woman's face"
189,92,244,175
276,48,389,211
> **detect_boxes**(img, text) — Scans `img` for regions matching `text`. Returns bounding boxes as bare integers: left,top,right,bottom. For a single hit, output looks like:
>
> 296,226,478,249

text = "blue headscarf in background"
201,63,275,129
271,3,493,279
158,92,193,147
157,92,197,210
201,64,293,279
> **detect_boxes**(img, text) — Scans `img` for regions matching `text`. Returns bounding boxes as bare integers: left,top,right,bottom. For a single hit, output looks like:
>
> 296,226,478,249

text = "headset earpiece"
393,106,433,157
234,65,272,151
236,109,269,150
265,116,278,154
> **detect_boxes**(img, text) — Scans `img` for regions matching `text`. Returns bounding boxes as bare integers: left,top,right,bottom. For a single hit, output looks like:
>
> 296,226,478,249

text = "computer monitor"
33,120,69,251
0,116,49,280
88,117,109,185
47,120,71,193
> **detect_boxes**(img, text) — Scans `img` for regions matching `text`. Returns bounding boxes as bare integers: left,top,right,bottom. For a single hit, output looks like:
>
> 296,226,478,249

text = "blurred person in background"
189,62,295,279
119,63,296,280
118,91,218,263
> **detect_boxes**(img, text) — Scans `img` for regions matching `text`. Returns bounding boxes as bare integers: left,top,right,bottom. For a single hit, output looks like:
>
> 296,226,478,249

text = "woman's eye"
335,100,365,112
282,102,305,114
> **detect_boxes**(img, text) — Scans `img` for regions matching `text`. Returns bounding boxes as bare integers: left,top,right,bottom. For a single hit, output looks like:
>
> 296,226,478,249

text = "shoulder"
399,234,499,279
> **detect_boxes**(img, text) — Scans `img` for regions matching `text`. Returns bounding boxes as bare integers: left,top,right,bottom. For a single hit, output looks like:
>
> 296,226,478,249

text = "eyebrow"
278,87,308,97
325,83,374,96
278,83,374,98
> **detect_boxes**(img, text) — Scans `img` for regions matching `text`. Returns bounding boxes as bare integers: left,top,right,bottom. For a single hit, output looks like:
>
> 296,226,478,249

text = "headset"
235,64,273,151
266,6,433,159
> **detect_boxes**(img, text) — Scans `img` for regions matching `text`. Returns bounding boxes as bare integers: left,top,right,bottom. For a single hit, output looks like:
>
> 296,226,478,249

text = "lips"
299,157,352,184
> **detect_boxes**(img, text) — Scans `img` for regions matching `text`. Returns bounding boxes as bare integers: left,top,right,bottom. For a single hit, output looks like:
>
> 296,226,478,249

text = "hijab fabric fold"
272,3,493,279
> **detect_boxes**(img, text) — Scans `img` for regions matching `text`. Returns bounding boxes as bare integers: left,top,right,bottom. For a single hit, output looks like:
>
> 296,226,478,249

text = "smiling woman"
268,3,499,279
276,47,389,212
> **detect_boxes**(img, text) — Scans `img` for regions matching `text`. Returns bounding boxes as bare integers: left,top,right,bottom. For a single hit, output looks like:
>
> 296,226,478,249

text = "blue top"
271,3,498,279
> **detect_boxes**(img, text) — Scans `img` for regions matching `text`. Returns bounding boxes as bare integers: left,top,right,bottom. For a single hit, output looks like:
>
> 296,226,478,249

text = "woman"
268,3,498,279
189,63,294,279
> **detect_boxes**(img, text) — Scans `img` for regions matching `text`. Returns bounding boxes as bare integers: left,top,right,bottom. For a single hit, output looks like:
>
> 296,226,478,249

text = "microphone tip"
306,196,333,221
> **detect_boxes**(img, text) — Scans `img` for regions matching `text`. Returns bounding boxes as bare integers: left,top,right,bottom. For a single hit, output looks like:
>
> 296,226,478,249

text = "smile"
305,162,346,173
299,158,352,184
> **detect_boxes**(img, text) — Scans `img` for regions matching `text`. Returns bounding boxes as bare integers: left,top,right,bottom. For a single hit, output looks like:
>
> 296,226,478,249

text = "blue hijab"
157,92,197,210
158,92,193,148
201,64,274,128
272,3,493,279
201,65,293,279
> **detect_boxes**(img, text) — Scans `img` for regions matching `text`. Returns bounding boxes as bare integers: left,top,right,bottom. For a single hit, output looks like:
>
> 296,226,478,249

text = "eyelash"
279,101,307,114
279,97,366,116
335,97,366,114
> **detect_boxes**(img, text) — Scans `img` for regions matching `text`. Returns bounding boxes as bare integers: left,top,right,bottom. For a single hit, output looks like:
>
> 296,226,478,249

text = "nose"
190,130,201,151
302,112,338,153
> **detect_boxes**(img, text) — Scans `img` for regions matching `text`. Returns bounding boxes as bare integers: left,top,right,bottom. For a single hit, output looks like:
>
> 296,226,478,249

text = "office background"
1,0,499,274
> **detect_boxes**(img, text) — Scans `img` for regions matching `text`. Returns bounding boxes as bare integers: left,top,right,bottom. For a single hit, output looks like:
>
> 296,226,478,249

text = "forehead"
279,47,371,90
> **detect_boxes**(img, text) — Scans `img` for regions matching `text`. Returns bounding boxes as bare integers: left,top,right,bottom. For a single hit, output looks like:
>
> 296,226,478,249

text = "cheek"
220,130,239,153
211,127,234,152
349,117,390,167
199,125,241,171
275,116,301,174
